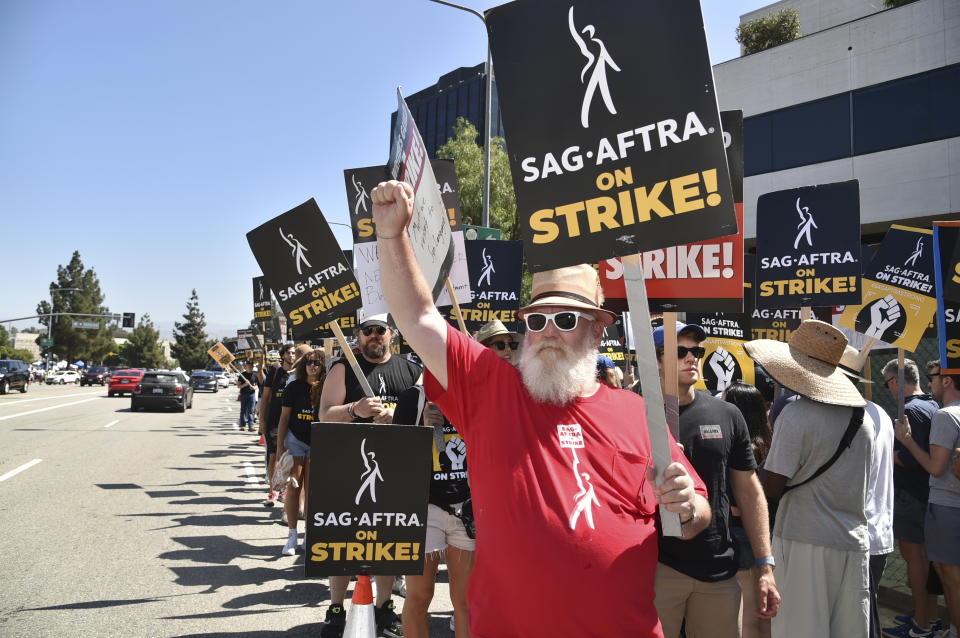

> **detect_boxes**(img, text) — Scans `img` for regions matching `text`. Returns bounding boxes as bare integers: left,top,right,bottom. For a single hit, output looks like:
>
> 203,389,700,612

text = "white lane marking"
103,420,119,428
0,459,43,482
243,461,261,486
0,390,103,408
0,397,102,421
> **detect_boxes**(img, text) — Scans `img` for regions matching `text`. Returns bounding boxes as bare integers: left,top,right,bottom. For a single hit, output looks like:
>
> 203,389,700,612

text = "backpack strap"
783,407,864,494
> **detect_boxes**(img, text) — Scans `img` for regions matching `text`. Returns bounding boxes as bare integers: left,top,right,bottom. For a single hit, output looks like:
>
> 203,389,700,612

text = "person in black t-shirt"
652,323,779,638
277,348,325,556
318,315,421,638
258,344,302,507
237,361,260,432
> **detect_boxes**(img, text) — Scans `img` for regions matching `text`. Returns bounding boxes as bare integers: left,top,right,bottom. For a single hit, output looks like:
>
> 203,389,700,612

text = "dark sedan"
81,366,110,386
189,371,219,393
131,371,194,412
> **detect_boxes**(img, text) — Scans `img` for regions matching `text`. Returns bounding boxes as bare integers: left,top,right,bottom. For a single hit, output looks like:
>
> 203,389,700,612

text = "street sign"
462,225,502,241
39,338,54,347
72,320,100,330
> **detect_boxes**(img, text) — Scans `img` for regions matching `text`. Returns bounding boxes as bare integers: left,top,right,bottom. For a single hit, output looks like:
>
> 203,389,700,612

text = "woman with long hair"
276,347,326,555
724,382,775,638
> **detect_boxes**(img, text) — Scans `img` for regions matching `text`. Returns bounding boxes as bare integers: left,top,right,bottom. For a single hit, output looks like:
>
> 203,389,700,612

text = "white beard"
519,334,598,406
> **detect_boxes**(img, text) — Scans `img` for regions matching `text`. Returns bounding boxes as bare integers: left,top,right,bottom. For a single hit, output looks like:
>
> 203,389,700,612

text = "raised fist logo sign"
708,346,737,393
445,437,467,470
865,295,903,340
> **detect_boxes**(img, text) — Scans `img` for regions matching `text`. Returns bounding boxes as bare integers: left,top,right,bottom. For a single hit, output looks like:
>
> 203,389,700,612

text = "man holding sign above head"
318,313,421,638
370,178,709,638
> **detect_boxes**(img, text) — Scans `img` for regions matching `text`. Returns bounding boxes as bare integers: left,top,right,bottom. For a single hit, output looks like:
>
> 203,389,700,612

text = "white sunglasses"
523,310,596,332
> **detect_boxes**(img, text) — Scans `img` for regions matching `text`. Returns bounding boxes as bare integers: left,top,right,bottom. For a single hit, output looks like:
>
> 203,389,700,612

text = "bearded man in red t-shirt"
370,180,711,638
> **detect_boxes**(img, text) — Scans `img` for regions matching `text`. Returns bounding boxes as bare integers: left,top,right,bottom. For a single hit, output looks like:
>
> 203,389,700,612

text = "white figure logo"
477,247,496,287
279,227,312,275
378,373,386,395
569,6,621,129
258,280,265,301
354,438,384,505
904,237,923,267
352,173,370,217
567,448,599,531
793,197,818,250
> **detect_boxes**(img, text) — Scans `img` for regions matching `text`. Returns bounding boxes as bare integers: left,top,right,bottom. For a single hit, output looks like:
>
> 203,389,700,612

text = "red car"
108,369,145,397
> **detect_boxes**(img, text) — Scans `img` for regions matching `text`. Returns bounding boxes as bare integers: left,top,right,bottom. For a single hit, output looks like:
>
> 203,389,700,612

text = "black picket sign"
446,240,523,332
486,0,737,272
253,276,272,322
306,423,433,577
755,181,862,309
344,165,389,245
246,199,362,339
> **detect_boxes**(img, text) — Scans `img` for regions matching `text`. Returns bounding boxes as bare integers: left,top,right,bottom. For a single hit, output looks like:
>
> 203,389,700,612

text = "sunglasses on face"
361,326,387,336
927,372,941,381
676,345,706,359
523,311,595,332
884,377,895,387
490,341,519,351
304,359,321,366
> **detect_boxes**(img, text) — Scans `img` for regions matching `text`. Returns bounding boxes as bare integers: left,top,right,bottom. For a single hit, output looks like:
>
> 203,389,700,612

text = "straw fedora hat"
744,320,866,407
518,264,617,326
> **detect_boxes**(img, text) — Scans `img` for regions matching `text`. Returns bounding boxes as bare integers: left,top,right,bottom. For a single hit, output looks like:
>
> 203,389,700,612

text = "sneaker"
281,531,298,556
375,599,404,638
884,619,937,638
320,604,346,638
263,492,276,507
277,490,286,503
392,574,406,597
894,618,946,633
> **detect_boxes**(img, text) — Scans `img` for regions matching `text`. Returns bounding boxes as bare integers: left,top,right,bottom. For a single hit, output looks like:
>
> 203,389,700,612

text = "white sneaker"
281,532,297,556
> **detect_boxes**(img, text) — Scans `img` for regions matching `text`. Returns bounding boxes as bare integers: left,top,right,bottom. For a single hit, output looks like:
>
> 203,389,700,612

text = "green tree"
34,251,115,364
735,9,801,55
121,314,169,369
0,325,8,348
170,289,211,370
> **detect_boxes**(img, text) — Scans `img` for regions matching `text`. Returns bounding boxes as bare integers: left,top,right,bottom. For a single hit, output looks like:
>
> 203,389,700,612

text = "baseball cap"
358,313,390,329
652,322,707,347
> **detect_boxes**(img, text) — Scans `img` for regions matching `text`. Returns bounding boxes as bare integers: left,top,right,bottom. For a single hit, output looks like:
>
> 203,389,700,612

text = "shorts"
731,525,755,571
893,488,927,544
284,430,310,458
425,503,476,554
925,502,960,566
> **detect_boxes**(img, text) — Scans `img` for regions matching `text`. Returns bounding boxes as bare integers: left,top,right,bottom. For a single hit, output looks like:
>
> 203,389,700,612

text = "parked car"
108,369,145,397
46,370,80,385
81,366,110,386
189,371,219,393
131,371,194,412
0,359,31,394
214,372,230,388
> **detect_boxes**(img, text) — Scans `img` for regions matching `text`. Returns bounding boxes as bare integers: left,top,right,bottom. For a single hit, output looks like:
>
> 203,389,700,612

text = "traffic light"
122,313,135,329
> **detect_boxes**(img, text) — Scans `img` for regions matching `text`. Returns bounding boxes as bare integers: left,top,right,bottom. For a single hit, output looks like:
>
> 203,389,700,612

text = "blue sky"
0,0,771,339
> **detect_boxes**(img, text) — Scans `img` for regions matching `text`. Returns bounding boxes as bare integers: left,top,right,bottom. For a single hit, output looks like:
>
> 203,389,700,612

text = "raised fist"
709,346,736,392
445,437,467,470
865,295,902,339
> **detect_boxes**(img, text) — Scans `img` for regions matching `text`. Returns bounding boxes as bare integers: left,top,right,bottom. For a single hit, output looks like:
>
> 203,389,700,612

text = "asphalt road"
0,383,454,637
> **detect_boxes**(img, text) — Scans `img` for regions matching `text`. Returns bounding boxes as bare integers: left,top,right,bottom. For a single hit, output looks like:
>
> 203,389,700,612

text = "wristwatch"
680,508,698,526
755,556,776,568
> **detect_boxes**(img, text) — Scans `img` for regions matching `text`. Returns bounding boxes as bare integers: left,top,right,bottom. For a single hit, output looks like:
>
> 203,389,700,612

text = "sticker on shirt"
557,424,599,531
699,425,723,440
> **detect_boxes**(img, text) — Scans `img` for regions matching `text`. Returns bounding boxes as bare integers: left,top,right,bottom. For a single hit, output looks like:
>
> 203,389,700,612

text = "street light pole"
427,0,492,228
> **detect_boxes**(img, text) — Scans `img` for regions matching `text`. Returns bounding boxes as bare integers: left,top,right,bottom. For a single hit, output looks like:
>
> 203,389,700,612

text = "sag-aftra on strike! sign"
486,0,737,272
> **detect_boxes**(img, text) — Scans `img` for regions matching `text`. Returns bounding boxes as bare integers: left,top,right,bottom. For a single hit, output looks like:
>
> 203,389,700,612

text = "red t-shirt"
425,325,707,638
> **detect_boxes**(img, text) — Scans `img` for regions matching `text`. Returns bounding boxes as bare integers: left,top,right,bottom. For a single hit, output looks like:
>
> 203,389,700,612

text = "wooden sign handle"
329,320,376,398
800,306,813,321
227,362,254,390
622,253,683,537
897,347,906,421
444,277,469,335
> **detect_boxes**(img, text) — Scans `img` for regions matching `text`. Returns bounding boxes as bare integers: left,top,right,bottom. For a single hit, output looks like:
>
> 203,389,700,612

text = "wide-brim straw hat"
518,264,617,326
838,345,872,384
744,320,866,407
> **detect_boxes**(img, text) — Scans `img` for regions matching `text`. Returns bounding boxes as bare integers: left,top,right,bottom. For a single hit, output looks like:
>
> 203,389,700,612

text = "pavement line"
0,390,103,408
0,459,43,482
0,397,102,421
103,419,119,428
243,461,261,486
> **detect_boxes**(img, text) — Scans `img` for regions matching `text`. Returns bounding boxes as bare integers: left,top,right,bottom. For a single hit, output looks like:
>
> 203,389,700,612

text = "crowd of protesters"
235,181,960,637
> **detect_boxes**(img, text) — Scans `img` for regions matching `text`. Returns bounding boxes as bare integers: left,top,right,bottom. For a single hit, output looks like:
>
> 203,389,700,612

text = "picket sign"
444,277,469,334
328,321,375,398
622,254,683,537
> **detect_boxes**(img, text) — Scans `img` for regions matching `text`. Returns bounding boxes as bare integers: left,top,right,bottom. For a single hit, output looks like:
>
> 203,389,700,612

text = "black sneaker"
320,604,346,638
375,599,403,637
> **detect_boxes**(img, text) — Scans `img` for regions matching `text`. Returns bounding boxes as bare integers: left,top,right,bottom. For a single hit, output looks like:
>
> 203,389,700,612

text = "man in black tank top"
318,315,421,638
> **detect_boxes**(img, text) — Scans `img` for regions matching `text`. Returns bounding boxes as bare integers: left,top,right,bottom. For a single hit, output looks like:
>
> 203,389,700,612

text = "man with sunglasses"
369,179,710,638
878,358,941,638
652,324,778,638
318,314,421,638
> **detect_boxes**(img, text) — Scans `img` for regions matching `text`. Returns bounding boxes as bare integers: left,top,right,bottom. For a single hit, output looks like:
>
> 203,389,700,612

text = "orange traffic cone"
343,575,376,638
